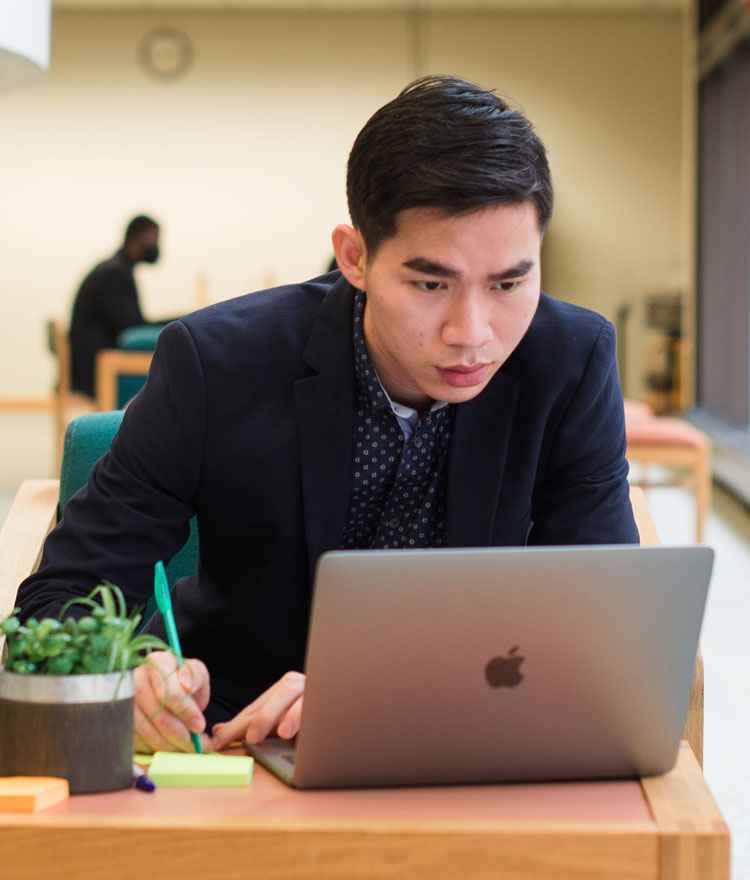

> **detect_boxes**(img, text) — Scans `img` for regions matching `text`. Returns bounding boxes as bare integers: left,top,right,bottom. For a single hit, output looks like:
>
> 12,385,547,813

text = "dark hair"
346,75,553,256
124,215,159,243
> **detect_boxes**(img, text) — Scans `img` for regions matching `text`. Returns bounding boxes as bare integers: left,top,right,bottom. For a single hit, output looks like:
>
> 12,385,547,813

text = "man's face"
335,202,542,412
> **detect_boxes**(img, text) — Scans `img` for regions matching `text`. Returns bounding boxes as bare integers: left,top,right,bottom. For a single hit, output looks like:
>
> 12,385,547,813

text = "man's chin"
430,381,493,406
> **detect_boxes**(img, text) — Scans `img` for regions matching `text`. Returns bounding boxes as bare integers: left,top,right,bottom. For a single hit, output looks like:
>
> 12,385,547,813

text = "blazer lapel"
295,280,356,566
446,372,520,546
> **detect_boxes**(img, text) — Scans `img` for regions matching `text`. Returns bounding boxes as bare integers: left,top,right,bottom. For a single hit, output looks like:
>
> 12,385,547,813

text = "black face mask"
140,244,160,264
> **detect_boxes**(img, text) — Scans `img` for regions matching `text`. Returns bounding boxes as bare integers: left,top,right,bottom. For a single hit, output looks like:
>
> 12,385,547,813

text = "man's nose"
441,292,493,349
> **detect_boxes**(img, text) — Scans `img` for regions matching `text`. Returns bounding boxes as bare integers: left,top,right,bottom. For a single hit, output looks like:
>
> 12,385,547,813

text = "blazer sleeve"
527,320,639,545
15,321,205,621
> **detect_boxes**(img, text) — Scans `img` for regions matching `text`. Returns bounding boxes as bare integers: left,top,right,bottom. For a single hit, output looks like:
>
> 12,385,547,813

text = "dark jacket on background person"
69,249,149,396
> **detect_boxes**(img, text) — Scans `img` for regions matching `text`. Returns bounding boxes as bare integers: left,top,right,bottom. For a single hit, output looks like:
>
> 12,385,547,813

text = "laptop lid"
248,545,713,789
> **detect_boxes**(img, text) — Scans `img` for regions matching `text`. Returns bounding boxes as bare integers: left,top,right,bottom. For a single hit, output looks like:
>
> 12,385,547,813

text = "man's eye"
415,280,444,292
493,281,519,292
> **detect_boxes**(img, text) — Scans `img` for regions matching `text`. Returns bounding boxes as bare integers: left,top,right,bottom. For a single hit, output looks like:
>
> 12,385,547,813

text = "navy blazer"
19,274,638,714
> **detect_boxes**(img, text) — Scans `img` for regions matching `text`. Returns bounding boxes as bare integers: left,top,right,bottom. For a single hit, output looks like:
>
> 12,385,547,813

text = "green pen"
153,561,203,754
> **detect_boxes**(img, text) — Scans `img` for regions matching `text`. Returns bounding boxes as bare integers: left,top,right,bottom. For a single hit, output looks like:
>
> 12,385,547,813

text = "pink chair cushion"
626,417,707,447
623,399,655,423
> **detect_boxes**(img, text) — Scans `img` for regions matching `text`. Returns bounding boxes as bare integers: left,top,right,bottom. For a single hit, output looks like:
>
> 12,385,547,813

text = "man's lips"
438,363,491,387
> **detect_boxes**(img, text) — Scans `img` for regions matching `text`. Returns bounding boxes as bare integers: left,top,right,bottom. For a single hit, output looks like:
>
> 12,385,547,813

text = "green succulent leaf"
1,583,169,676
0,614,21,636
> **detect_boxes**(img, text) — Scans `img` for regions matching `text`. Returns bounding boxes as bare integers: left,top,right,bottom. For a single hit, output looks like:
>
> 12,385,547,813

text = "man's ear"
331,225,367,290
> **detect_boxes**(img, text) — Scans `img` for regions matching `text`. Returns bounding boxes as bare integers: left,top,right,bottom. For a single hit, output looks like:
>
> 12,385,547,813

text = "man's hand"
211,671,305,751
134,650,212,753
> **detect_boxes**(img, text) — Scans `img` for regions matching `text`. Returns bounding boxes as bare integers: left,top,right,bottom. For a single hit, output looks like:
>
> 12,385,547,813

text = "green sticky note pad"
148,752,254,787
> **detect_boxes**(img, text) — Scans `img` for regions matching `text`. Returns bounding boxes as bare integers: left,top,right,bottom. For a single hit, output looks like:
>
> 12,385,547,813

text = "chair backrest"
60,412,199,595
116,325,164,351
60,410,127,511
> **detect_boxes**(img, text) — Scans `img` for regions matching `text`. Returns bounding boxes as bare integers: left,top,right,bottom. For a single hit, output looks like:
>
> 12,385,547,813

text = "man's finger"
133,651,210,751
211,672,305,750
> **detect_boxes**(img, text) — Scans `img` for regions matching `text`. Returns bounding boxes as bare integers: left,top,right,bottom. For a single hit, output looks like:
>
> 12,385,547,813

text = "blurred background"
3,1,691,415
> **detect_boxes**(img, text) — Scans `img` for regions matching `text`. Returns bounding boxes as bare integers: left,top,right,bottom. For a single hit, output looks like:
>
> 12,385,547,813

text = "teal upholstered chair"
60,411,199,615
116,326,164,352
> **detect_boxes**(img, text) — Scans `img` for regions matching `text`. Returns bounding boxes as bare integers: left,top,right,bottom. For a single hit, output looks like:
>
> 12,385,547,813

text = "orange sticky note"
0,777,70,813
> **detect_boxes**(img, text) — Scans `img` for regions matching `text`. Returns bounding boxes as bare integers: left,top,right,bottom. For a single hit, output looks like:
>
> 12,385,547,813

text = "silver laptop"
246,545,713,789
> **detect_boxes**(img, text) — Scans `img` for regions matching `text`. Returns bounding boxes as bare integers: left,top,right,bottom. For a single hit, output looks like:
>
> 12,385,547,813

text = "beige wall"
0,9,685,400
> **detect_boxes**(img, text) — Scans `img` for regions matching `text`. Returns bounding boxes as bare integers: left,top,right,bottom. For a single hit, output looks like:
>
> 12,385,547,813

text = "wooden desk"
0,743,728,880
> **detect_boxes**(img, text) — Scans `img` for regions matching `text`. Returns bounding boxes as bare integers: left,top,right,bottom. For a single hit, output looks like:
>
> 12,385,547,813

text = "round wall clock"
139,27,193,81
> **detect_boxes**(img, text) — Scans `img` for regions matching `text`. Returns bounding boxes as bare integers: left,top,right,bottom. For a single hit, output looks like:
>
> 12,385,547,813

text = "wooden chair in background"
48,321,157,463
625,400,712,543
47,320,96,466
94,324,160,411
95,349,154,411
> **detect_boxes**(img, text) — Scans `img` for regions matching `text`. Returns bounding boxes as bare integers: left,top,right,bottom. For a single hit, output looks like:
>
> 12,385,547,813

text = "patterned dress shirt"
339,290,454,550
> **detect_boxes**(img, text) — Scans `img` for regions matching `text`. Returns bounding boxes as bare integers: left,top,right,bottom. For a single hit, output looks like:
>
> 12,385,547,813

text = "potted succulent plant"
0,583,167,793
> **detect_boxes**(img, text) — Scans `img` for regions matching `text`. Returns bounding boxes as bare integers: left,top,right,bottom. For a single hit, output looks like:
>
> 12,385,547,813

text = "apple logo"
485,646,525,688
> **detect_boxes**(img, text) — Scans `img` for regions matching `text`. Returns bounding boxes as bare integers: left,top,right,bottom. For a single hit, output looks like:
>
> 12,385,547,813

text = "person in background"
69,214,165,397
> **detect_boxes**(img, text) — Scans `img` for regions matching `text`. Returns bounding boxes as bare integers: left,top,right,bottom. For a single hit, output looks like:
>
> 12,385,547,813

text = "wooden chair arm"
629,485,704,766
95,350,154,412
0,479,60,654
629,486,660,546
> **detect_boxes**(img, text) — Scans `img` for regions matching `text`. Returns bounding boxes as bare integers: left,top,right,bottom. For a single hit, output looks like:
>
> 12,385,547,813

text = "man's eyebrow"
487,259,536,282
402,257,459,278
402,257,536,282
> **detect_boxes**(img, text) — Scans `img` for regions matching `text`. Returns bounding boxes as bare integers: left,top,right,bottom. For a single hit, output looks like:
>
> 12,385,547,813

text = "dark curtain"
696,39,750,430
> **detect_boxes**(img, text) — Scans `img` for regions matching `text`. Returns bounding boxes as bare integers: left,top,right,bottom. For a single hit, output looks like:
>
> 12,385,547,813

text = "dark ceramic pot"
0,668,134,793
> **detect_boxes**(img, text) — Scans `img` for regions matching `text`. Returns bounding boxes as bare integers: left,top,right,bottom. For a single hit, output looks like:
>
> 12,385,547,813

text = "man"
18,75,638,754
69,214,163,396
